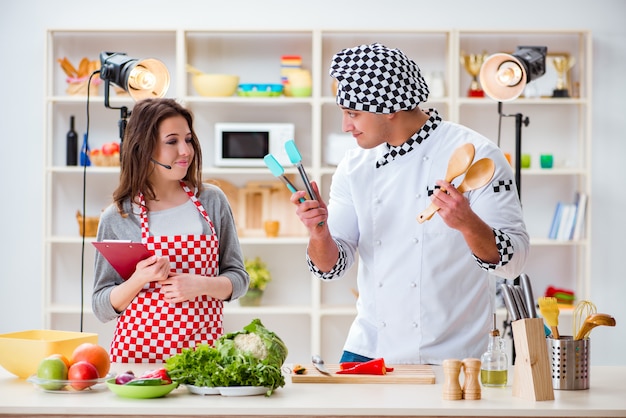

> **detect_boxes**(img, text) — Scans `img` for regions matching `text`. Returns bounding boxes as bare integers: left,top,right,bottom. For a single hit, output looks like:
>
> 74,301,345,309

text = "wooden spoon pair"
417,143,495,223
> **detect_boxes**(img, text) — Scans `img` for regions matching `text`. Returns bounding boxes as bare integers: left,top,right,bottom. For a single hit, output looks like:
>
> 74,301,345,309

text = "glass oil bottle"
480,313,508,387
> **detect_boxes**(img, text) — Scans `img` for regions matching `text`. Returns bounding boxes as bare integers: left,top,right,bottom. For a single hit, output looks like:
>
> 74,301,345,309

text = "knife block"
512,318,554,401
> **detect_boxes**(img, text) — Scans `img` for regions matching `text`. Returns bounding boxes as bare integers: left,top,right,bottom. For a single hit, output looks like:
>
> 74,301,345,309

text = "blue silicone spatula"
263,154,305,203
284,139,316,201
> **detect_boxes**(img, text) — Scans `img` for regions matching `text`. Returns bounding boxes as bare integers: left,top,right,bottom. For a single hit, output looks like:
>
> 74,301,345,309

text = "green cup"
521,154,531,169
540,154,554,169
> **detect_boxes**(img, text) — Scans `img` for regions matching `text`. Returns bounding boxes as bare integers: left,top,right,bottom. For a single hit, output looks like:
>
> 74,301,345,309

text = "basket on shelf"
89,151,120,166
65,76,101,96
76,211,100,237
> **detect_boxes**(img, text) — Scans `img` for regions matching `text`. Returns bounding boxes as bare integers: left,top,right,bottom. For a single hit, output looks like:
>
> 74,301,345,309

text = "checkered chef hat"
329,43,429,114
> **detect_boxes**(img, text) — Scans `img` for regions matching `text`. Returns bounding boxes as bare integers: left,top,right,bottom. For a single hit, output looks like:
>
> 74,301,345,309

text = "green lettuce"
164,319,287,396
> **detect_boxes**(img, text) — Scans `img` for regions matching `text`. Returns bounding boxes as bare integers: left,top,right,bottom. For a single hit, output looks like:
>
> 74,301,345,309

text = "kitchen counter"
0,363,625,417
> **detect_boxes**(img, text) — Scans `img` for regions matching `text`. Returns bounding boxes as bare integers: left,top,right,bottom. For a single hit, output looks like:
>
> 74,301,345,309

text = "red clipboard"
92,241,154,280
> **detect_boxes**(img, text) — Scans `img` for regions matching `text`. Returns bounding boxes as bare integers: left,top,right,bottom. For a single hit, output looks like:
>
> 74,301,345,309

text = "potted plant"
240,257,272,307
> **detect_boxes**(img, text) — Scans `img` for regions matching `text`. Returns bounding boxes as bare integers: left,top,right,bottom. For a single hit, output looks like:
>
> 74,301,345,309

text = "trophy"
552,56,576,98
461,51,487,97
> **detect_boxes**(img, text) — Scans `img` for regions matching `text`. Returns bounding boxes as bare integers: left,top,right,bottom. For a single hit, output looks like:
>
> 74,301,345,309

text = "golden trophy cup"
461,51,487,97
552,56,576,97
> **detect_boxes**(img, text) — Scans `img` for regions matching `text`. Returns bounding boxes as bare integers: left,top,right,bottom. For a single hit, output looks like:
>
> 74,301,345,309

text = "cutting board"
290,364,435,384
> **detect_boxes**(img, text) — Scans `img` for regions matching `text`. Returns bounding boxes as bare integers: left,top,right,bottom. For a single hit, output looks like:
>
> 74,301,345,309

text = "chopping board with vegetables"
291,364,435,384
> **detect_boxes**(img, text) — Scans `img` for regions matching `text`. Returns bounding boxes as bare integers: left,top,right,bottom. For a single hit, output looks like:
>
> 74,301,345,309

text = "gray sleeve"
91,202,142,323
198,184,250,301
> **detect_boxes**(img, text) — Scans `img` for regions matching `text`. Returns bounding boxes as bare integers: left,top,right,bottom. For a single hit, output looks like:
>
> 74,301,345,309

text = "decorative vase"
239,288,264,307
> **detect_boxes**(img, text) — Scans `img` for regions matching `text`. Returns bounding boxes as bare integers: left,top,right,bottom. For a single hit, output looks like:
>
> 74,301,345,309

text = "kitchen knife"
500,283,520,322
512,285,529,319
519,273,537,318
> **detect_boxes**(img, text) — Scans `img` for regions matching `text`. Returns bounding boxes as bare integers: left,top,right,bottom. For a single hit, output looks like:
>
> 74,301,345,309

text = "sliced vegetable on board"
336,358,391,375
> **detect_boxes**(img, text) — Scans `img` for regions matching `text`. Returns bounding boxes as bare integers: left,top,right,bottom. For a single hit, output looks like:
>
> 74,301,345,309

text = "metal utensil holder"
547,336,590,390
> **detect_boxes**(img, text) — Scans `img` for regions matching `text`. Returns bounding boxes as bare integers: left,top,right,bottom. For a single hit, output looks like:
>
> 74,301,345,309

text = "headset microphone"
151,159,172,169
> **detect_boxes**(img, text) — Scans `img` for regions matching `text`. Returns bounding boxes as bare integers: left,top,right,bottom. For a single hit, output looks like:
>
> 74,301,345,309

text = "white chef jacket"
315,118,529,364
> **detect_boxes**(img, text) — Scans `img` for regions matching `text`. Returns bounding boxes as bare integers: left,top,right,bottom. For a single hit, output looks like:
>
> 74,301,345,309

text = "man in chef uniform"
291,43,529,364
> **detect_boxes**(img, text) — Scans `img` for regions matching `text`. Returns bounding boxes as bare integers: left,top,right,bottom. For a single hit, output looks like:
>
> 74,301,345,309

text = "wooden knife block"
512,318,555,401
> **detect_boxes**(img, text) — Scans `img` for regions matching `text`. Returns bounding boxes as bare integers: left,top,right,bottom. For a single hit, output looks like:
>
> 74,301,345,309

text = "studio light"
478,45,548,199
98,51,170,145
99,52,170,105
480,46,547,102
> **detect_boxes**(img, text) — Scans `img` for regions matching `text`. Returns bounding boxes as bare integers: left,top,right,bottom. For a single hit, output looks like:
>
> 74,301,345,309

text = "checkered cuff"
307,239,348,280
473,228,514,271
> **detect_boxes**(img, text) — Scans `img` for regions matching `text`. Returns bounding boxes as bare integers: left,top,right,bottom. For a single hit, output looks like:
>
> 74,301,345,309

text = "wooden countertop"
0,363,625,417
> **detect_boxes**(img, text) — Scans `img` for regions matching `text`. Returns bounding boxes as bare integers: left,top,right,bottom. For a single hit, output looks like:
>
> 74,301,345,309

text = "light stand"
479,45,547,360
497,102,529,199
76,53,169,331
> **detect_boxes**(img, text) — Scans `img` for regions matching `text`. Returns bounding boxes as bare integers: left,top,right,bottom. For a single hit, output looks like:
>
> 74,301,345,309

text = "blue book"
548,202,563,240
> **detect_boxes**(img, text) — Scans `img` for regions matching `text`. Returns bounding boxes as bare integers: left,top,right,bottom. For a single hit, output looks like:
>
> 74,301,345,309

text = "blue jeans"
339,350,372,363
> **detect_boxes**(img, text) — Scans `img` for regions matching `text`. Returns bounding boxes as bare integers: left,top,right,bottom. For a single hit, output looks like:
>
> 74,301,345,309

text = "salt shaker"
462,358,482,400
442,359,463,400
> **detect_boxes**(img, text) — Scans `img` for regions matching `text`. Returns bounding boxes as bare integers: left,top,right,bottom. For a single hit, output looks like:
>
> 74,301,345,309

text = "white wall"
1,0,625,365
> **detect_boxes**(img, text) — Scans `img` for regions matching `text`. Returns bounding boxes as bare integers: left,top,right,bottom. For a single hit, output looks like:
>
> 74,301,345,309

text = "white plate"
217,386,270,397
186,384,270,397
186,384,220,395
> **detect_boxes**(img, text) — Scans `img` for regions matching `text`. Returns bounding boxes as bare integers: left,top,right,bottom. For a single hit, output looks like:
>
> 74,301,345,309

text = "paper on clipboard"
92,241,154,280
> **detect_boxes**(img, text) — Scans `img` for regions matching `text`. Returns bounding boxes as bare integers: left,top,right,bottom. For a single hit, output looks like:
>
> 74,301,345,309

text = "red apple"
101,142,120,156
67,361,99,391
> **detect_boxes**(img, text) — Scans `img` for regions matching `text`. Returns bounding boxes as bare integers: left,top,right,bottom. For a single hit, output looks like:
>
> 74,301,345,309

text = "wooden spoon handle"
416,201,440,223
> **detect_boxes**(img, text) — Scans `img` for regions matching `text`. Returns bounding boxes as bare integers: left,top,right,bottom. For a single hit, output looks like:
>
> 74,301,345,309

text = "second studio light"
479,46,547,101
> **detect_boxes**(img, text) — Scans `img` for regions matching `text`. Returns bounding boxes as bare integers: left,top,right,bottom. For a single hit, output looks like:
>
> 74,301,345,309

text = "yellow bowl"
191,74,239,97
0,330,98,378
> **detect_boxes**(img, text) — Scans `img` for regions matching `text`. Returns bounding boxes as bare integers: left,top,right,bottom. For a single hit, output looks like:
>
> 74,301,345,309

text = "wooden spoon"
417,154,496,225
456,158,495,193
417,143,475,223
574,313,616,340
417,157,494,222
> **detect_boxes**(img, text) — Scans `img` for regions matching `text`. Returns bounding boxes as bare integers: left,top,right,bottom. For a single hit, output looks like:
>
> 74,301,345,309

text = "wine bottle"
66,115,78,166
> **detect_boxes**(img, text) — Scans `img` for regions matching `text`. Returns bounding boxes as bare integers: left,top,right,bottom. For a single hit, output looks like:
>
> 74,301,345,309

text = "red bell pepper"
139,367,172,384
339,361,394,373
336,358,392,375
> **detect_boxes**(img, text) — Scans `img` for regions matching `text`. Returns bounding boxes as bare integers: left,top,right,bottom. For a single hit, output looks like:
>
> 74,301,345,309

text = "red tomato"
67,361,99,391
101,142,120,156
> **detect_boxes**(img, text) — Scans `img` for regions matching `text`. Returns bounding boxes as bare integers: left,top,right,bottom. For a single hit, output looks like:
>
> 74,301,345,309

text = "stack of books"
548,192,588,241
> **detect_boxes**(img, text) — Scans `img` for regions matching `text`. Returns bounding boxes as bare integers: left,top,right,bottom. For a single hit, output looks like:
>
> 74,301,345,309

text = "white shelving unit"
44,28,591,363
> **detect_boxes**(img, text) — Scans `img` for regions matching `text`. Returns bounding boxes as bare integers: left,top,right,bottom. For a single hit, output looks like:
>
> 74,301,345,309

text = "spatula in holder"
511,318,555,401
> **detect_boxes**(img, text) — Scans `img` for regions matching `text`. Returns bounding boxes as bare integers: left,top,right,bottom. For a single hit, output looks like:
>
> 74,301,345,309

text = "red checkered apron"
110,182,223,362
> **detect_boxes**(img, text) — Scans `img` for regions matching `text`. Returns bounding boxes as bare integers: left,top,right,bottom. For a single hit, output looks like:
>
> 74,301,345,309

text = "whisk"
573,300,597,338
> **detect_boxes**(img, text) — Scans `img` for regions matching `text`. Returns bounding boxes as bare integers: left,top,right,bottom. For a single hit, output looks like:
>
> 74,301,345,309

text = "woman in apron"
92,98,249,363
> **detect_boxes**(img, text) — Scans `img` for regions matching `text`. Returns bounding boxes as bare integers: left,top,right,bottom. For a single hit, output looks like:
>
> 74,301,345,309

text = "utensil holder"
512,318,555,401
547,336,590,390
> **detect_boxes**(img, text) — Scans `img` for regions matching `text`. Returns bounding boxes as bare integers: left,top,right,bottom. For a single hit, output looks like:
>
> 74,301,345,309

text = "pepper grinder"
461,358,482,400
442,359,463,400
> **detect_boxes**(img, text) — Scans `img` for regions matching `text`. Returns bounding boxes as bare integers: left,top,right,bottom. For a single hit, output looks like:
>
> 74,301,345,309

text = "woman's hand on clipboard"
132,255,170,285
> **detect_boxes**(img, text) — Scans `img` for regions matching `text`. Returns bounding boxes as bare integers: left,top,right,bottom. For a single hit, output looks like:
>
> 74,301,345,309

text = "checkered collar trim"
376,108,441,168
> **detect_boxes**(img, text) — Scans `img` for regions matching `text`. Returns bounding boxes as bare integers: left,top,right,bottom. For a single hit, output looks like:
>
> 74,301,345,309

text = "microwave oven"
214,122,294,167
